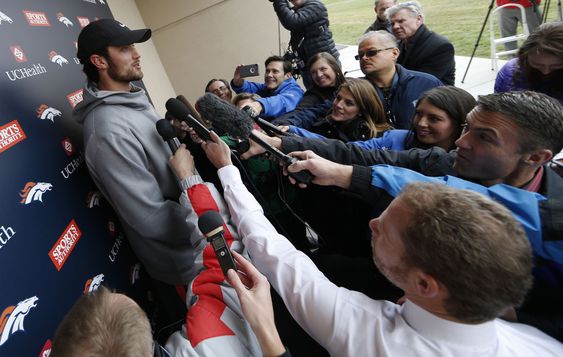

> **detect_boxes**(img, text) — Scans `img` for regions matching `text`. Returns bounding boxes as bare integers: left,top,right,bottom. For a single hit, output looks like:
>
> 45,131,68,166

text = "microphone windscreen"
156,119,176,141
165,98,190,120
198,210,224,236
196,93,253,139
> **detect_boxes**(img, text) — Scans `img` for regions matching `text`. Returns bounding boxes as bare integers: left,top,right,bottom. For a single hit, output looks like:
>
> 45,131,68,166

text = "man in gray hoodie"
73,20,265,355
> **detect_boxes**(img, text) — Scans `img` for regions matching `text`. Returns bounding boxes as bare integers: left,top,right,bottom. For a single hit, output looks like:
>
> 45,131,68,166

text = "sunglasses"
355,47,394,60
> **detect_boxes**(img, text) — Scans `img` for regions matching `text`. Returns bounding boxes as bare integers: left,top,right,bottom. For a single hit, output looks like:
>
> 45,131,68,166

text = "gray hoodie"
74,82,198,285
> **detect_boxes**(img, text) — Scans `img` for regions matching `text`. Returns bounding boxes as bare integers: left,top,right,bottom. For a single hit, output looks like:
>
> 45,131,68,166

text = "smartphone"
239,64,259,78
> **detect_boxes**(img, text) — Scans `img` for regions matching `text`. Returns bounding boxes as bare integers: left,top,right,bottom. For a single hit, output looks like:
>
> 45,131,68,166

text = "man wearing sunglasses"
356,30,442,129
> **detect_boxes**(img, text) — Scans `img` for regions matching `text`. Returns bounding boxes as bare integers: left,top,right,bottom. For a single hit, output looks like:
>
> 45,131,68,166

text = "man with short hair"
205,151,563,354
385,1,455,85
364,0,396,33
356,30,442,129
231,56,304,120
50,286,161,357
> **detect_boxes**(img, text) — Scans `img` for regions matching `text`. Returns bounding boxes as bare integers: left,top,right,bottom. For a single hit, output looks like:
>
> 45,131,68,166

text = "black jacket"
397,24,455,85
272,0,339,63
280,136,562,242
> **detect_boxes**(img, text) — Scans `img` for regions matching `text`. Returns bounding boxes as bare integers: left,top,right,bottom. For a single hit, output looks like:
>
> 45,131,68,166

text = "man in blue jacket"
357,30,442,129
231,56,304,120
247,90,563,340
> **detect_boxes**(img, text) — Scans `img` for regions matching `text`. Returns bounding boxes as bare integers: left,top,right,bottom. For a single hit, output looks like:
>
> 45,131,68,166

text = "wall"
135,0,290,103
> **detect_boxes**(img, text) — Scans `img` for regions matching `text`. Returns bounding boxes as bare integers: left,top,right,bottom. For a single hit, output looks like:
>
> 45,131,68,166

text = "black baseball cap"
77,18,151,63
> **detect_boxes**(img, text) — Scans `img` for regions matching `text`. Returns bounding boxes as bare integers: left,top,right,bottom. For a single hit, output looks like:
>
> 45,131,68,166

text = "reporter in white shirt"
173,131,563,356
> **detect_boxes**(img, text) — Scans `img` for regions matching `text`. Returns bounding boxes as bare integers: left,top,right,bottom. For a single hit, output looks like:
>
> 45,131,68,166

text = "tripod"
461,0,546,83
542,0,563,22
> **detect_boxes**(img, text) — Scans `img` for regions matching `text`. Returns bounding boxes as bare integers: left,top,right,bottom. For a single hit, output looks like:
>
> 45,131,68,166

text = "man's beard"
107,60,143,83
372,252,409,288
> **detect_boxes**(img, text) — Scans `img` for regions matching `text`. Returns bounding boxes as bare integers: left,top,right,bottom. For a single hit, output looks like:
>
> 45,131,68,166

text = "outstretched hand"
226,251,286,357
286,150,353,189
201,131,232,169
240,130,282,160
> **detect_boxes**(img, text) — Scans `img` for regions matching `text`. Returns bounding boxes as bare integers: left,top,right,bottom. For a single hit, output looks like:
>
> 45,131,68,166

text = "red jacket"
496,0,541,8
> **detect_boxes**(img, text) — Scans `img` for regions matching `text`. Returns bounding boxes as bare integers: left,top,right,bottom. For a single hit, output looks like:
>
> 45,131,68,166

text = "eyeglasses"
211,86,229,95
355,48,394,60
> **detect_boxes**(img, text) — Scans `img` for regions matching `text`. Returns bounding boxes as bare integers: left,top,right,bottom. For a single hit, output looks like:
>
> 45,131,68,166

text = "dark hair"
399,183,533,323
405,86,477,150
205,78,231,93
265,55,292,74
232,92,261,107
82,47,109,83
477,91,563,154
517,22,563,94
328,78,390,138
307,52,346,89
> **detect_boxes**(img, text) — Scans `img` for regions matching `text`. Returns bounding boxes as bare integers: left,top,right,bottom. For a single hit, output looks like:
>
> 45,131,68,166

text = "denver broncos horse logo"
19,182,53,205
36,104,62,122
83,274,105,294
0,296,39,346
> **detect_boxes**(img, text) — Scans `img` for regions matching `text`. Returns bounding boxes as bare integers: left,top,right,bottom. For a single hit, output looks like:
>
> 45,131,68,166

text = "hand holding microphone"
196,93,313,184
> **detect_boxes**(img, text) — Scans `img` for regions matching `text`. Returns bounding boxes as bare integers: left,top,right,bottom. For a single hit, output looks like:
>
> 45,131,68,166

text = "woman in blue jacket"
351,86,476,152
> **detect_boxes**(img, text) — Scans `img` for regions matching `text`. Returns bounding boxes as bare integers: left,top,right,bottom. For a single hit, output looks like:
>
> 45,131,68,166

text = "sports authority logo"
0,120,26,154
22,10,50,27
49,220,82,271
48,51,68,67
76,16,90,28
39,339,52,357
56,12,73,27
10,46,27,63
87,191,101,208
61,137,75,156
36,104,62,123
0,296,38,346
19,182,52,205
0,11,13,24
83,274,105,294
67,89,83,109
0,225,16,250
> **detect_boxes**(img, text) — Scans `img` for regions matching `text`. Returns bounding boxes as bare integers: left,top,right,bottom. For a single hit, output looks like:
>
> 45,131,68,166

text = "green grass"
325,0,562,57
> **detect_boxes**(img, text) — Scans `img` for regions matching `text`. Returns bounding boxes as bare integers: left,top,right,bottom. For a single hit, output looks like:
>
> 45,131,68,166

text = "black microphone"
165,98,212,141
197,210,237,277
156,119,181,153
241,105,296,137
197,93,312,184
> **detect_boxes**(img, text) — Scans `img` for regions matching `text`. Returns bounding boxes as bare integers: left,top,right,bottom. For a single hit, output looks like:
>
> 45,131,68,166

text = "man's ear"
90,54,107,70
522,148,553,166
284,72,292,80
412,271,441,298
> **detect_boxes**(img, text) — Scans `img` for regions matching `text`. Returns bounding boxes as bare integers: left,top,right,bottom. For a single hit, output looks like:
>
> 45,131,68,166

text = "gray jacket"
73,82,198,285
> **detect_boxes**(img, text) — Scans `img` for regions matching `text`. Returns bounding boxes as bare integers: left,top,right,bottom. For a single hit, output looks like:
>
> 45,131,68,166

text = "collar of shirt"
522,166,544,193
401,300,498,347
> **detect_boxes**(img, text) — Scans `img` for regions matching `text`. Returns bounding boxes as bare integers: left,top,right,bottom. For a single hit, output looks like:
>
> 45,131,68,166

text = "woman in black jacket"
271,0,340,89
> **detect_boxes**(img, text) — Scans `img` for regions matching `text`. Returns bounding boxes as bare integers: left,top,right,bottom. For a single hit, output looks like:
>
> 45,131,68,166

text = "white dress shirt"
218,165,563,356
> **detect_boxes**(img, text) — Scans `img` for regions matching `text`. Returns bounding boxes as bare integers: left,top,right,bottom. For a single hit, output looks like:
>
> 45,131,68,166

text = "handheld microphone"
197,93,313,184
241,105,295,137
176,94,202,121
156,119,181,153
165,98,212,141
197,210,237,277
